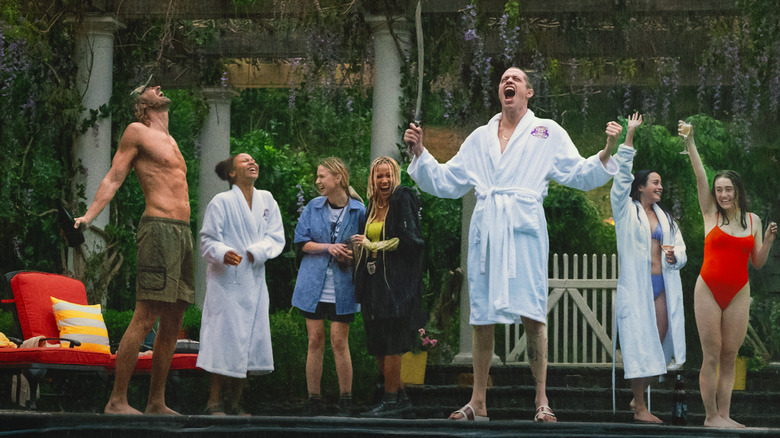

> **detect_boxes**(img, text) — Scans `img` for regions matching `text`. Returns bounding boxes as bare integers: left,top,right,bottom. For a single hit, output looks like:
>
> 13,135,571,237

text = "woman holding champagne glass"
681,121,777,428
612,113,687,423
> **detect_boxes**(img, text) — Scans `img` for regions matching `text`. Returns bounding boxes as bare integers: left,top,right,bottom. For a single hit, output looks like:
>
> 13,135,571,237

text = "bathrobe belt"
475,186,543,312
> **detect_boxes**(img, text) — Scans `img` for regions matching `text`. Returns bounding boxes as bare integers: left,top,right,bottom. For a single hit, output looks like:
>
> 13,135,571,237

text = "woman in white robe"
198,153,285,415
611,114,686,423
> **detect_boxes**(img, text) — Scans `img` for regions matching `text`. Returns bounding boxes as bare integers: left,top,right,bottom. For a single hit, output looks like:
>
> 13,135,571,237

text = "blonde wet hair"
319,157,362,202
366,156,401,225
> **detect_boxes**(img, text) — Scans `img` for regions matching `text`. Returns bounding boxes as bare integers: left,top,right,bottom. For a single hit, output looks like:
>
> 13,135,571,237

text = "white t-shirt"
319,204,345,304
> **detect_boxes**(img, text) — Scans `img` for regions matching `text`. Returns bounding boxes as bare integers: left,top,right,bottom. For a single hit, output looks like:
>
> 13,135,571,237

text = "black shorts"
300,302,355,324
363,317,415,357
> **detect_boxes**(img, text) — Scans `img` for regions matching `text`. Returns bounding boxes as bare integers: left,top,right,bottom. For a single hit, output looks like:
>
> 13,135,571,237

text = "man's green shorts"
136,216,195,304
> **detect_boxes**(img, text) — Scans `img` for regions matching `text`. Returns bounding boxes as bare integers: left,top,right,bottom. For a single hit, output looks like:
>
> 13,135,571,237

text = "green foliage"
0,309,18,339
0,12,81,275
102,308,134,345
182,305,203,340
545,183,617,257
410,178,463,313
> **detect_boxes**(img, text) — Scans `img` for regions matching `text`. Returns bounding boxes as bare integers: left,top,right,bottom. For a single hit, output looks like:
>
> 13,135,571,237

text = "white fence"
505,253,619,365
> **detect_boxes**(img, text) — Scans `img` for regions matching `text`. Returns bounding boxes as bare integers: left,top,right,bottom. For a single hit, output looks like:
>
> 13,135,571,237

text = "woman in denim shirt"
292,157,365,416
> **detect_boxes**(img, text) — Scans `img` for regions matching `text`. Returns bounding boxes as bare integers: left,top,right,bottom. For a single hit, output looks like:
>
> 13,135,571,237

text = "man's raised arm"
74,124,141,228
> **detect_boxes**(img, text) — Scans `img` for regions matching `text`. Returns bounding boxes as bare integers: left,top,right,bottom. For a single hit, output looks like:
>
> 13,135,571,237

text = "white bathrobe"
611,145,686,380
197,185,285,378
409,110,618,324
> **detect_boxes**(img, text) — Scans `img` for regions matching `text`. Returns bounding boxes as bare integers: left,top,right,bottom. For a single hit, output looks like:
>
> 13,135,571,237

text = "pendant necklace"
499,119,511,141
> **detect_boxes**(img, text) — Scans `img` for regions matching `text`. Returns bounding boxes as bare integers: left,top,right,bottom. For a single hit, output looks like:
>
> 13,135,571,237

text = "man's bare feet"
104,401,143,415
629,398,636,411
145,403,181,415
704,415,741,428
633,408,663,423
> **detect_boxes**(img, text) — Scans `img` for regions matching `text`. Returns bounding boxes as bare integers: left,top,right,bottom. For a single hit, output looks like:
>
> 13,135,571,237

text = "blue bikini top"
651,222,663,241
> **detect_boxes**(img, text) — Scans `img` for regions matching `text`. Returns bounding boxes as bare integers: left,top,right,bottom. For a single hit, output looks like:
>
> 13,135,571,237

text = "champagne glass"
662,233,675,262
229,254,243,284
678,121,692,155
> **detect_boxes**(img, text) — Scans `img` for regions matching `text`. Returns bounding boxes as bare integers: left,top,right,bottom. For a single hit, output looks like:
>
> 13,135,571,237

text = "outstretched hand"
599,121,623,166
605,121,623,149
627,112,643,131
766,221,778,243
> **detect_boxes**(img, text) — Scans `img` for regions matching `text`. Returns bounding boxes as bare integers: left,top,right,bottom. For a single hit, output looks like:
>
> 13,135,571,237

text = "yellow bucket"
733,356,747,391
400,351,428,385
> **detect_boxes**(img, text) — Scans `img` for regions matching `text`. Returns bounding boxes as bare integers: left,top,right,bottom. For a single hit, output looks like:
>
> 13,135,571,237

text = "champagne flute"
662,233,675,263
678,121,692,155
229,254,243,284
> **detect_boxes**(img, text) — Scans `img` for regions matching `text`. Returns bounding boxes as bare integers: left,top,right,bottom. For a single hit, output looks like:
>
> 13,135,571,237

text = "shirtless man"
75,78,193,415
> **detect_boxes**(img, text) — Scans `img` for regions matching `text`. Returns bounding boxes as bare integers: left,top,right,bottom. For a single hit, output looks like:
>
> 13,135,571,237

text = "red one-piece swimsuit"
699,213,754,310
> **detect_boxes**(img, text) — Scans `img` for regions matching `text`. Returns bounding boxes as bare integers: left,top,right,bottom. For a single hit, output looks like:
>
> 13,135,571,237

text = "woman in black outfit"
352,156,425,419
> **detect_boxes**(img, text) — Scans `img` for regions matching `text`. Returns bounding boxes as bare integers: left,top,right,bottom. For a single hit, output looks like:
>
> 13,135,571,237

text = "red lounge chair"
0,271,110,409
1,271,201,410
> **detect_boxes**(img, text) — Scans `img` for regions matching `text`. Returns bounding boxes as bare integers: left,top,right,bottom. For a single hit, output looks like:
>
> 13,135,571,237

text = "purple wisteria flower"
461,5,492,109
443,90,453,120
499,14,521,64
296,184,305,214
697,65,708,113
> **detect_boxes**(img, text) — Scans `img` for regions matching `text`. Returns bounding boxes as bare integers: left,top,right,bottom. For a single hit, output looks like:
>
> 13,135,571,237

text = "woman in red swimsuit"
682,122,777,428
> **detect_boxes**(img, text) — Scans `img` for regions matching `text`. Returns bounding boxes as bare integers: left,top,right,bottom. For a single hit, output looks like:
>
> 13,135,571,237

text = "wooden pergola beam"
25,0,736,20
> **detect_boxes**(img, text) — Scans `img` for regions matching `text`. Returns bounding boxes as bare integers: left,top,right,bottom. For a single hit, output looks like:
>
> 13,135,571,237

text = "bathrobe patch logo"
531,126,549,139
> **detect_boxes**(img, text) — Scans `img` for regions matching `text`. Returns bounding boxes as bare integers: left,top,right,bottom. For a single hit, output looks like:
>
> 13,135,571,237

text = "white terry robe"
611,145,686,380
409,110,618,324
197,184,285,378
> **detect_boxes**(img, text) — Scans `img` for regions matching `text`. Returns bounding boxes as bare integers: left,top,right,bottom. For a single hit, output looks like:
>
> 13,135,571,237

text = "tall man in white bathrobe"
404,67,622,422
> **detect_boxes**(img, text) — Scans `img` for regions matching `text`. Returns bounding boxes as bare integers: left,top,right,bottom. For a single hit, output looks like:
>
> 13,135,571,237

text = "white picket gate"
505,253,619,365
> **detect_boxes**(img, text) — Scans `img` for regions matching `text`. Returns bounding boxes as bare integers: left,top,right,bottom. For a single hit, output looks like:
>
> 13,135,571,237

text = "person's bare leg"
524,317,555,422
225,377,248,415
383,355,402,394
449,324,493,419
145,300,187,415
654,291,668,342
632,377,662,422
716,286,750,428
330,321,352,396
104,300,160,415
305,318,325,398
206,374,226,415
694,278,732,428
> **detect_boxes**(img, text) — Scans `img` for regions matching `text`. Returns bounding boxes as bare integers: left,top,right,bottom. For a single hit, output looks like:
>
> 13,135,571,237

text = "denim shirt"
292,196,366,315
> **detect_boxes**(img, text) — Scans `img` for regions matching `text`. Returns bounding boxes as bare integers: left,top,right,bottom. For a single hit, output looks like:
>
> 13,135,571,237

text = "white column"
367,15,410,161
72,15,124,255
453,192,476,364
195,88,234,308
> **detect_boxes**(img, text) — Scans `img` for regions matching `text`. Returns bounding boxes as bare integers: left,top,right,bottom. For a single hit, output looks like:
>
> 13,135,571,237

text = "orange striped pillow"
50,297,110,354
